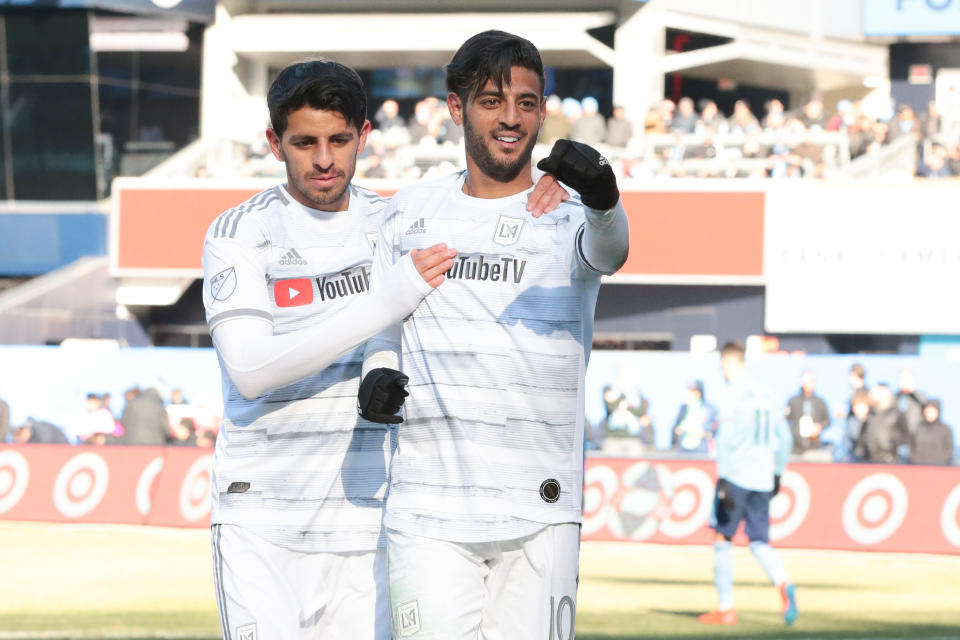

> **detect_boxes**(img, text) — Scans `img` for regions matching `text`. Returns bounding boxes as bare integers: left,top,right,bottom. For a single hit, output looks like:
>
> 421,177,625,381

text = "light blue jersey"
715,374,793,492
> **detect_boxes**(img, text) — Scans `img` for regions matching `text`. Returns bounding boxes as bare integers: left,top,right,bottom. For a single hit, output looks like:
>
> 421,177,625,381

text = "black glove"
357,368,409,424
773,475,782,496
536,139,619,210
716,478,735,511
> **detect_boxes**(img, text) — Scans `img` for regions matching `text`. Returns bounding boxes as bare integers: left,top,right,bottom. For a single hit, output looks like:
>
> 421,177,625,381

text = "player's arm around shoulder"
536,139,629,275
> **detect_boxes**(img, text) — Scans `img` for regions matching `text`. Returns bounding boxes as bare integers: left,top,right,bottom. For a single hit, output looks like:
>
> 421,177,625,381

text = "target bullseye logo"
659,467,713,539
0,450,30,514
135,457,165,517
770,470,811,541
940,483,960,548
53,453,110,518
842,473,908,545
582,463,713,539
179,455,213,522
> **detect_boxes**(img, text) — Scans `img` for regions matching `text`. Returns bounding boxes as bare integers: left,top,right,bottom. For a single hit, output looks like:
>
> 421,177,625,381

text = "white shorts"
387,523,579,640
211,524,391,640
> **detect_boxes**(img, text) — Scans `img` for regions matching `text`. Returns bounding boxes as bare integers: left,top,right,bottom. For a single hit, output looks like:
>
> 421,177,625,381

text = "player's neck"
462,162,533,199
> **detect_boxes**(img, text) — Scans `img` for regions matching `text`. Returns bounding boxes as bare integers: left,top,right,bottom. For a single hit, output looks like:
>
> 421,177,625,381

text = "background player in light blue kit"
699,340,798,627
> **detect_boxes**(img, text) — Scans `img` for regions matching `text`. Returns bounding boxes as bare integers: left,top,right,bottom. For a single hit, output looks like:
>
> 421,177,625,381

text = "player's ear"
447,92,464,126
266,128,284,162
357,119,371,155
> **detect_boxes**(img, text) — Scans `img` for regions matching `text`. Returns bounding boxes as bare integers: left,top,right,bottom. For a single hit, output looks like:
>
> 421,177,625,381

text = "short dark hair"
720,341,745,362
445,30,545,103
267,59,367,138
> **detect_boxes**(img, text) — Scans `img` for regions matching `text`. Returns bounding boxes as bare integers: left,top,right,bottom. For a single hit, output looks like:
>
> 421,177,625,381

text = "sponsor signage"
863,0,960,36
2,445,958,554
764,183,960,334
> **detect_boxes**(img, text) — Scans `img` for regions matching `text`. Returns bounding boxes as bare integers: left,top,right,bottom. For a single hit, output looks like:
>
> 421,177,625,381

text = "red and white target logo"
135,457,165,517
582,464,619,536
582,463,712,540
179,455,213,522
0,450,30,514
770,470,811,541
53,453,110,518
842,473,908,545
940,482,960,548
658,467,713,539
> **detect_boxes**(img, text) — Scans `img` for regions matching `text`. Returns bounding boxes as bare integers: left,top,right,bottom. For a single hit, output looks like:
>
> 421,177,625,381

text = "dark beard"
462,115,538,183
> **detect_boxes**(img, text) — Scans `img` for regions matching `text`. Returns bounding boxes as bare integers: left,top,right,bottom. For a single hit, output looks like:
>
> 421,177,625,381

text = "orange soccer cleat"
698,608,738,625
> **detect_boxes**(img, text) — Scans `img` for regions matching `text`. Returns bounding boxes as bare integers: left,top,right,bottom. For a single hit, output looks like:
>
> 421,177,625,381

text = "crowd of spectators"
198,91,960,182
0,387,219,448
587,363,956,466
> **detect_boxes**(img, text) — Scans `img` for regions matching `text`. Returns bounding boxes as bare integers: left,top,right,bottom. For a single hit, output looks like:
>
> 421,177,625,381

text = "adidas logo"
405,218,426,235
279,248,307,266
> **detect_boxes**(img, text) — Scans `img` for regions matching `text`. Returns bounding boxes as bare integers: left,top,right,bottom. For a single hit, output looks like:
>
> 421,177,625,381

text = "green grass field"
1,521,958,639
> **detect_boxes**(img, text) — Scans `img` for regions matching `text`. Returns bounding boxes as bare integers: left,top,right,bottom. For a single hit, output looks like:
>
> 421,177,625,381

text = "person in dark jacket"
784,370,831,455
120,387,171,445
12,418,70,444
896,369,927,436
672,380,716,454
909,399,954,466
855,384,909,464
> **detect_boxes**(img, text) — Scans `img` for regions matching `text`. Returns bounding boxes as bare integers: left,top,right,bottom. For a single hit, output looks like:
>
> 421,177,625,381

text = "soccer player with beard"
362,30,629,639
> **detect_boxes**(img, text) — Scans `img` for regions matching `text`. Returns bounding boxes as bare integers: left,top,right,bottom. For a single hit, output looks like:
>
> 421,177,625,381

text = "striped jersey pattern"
373,171,603,543
202,184,393,553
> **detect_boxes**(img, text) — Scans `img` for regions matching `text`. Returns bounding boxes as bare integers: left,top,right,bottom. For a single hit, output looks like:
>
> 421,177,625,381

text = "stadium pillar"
614,6,665,153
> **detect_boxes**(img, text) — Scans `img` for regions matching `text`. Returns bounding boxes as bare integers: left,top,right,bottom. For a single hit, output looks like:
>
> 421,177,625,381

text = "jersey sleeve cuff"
208,308,274,332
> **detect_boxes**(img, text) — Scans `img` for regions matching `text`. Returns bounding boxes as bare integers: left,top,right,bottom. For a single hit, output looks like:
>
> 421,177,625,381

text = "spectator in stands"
12,417,69,444
855,384,909,464
605,105,634,148
670,96,698,134
197,429,217,448
170,388,188,405
785,370,831,456
889,104,918,142
826,99,854,132
541,95,572,145
920,100,942,139
644,105,667,135
572,96,606,146
697,99,725,135
407,99,437,145
170,417,198,447
799,97,827,130
840,363,868,420
76,392,119,445
917,143,953,178
600,364,654,455
373,99,405,132
672,380,716,454
844,390,871,462
436,107,463,145
762,99,785,131
909,399,954,466
729,100,760,135
361,152,388,179
120,387,172,445
0,396,9,443
896,369,927,435
946,143,960,175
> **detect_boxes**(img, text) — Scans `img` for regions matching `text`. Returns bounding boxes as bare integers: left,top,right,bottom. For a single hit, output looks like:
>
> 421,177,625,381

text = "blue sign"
864,0,960,36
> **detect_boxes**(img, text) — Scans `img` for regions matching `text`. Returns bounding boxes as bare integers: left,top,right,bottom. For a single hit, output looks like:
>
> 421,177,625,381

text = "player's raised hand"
536,139,619,211
526,172,570,218
358,368,409,424
410,243,457,288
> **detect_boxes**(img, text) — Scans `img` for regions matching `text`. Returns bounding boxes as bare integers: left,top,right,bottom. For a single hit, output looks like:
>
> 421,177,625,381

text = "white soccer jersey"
202,183,391,553
372,171,602,543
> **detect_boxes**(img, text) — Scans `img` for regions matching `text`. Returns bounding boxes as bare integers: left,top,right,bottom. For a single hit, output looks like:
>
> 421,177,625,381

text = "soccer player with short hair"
200,59,460,640
699,341,798,627
363,30,629,639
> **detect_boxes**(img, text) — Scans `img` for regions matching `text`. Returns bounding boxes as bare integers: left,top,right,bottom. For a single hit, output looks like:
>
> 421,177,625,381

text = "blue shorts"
711,480,771,543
